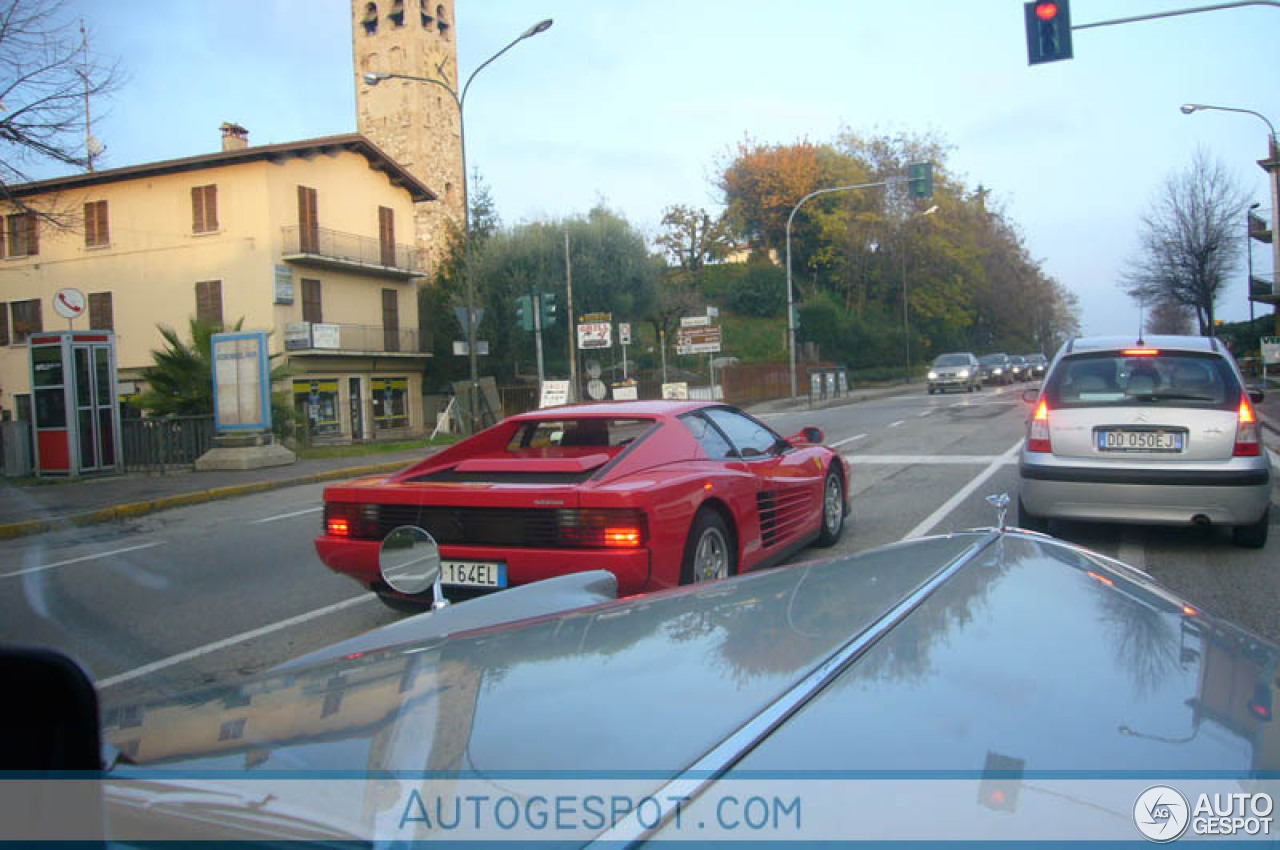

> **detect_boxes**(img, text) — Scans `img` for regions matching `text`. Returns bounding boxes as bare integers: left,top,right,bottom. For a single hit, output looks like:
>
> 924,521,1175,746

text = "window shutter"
378,206,395,266
382,288,400,352
25,212,38,256
192,187,205,232
0,304,9,346
196,280,223,326
206,185,218,230
89,292,113,331
302,278,322,324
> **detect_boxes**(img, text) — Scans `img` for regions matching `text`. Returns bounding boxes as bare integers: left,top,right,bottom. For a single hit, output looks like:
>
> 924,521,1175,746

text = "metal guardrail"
121,416,215,474
281,225,427,274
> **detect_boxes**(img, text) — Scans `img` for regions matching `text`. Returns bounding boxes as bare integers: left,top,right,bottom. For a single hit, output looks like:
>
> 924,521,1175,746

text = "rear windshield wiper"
1127,391,1215,403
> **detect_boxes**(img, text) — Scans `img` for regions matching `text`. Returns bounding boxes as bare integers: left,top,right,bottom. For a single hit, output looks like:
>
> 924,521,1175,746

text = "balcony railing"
1250,273,1276,299
281,225,427,276
284,322,430,355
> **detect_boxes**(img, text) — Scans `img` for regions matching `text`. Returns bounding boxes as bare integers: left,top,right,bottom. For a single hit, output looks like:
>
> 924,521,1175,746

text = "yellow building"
0,127,437,443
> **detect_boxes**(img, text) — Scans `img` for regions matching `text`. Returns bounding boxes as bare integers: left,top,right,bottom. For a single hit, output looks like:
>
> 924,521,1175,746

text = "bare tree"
1145,297,1194,336
653,205,732,283
1124,149,1249,335
0,0,121,204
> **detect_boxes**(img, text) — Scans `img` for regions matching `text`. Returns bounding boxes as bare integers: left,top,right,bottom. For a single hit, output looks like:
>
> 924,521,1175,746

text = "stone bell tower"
351,0,463,266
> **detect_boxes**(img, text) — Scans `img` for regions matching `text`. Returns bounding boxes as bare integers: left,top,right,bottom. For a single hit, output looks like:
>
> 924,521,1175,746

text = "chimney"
220,122,249,152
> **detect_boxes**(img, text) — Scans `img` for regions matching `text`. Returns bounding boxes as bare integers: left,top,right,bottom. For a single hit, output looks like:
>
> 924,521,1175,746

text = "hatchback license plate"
1097,429,1184,452
441,561,507,588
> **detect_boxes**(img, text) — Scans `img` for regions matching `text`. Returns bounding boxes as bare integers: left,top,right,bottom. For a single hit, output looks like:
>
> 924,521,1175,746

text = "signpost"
1263,336,1280,387
618,322,631,380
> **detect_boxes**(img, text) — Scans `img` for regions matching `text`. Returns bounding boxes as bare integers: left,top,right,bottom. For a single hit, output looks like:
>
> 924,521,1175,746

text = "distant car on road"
1018,335,1270,547
1024,353,1049,379
1008,355,1030,382
927,352,981,394
316,401,850,610
978,353,1013,385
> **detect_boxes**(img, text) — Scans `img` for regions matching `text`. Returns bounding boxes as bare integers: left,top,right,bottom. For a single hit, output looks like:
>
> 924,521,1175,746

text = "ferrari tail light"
1027,399,1052,453
558,509,648,548
1234,397,1261,457
324,503,380,538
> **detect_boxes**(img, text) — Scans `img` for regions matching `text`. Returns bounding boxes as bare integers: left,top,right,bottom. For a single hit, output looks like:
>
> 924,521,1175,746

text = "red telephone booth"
28,331,122,477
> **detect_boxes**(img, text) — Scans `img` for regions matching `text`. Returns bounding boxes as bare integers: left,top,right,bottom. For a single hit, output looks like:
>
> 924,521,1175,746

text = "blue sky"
47,0,1280,337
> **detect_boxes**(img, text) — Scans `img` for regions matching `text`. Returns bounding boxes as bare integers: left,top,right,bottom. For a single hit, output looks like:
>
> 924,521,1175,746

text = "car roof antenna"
1136,301,1146,347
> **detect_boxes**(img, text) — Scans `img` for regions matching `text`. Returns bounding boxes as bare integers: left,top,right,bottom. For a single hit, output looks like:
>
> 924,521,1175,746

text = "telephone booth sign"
28,330,123,477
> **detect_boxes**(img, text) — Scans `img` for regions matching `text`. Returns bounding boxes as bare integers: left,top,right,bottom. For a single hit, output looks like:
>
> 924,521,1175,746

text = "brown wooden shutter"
378,206,395,266
24,212,37,256
192,185,218,232
298,186,318,252
89,292,113,330
191,187,205,232
0,304,9,346
85,201,109,247
206,185,218,230
196,280,223,326
301,278,322,324
382,289,400,352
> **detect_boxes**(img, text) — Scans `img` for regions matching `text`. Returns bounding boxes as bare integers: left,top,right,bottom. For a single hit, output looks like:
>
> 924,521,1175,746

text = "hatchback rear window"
1044,352,1239,410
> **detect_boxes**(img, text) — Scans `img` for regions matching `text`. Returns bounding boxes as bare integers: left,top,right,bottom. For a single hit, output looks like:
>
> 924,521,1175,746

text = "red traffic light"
1035,1,1059,20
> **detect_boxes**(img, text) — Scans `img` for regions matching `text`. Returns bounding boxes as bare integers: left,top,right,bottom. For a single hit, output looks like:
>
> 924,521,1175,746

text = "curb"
0,459,414,542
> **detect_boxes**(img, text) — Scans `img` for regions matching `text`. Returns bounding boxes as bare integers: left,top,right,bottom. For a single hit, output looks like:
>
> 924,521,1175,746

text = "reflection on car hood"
104,531,1279,780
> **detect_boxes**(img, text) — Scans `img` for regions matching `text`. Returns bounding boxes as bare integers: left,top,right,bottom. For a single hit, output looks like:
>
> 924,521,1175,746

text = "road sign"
577,322,612,350
1263,337,1280,366
452,340,490,356
580,311,611,323
539,380,570,408
53,288,86,320
680,315,711,328
662,382,689,400
676,325,722,355
619,323,631,345
587,379,607,400
453,306,484,333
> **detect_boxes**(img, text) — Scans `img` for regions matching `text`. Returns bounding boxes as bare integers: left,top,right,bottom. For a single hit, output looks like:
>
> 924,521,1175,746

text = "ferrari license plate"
1097,429,1184,453
441,560,507,588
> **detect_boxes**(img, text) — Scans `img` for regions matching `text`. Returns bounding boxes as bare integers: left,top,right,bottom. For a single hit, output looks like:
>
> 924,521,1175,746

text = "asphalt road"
1,382,1276,709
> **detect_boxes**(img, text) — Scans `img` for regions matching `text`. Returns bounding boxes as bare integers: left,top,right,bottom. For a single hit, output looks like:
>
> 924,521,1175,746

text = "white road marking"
844,454,1013,465
1268,448,1279,470
917,410,932,417
1116,528,1147,573
0,541,166,580
830,433,868,449
887,420,905,429
96,594,378,690
253,506,323,524
900,440,1024,541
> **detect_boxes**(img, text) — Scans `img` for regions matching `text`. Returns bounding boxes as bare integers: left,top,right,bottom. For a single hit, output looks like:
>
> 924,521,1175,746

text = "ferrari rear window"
505,418,654,450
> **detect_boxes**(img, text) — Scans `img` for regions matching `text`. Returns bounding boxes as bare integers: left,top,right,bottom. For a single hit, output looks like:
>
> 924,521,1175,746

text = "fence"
121,415,216,474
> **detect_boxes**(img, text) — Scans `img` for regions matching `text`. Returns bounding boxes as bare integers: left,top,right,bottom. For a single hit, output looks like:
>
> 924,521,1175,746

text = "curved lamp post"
366,18,553,431
1180,102,1280,335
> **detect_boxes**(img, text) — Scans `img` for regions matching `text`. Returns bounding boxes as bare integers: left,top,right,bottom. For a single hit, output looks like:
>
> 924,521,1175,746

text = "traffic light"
1025,0,1073,65
907,161,934,200
515,294,533,332
540,291,557,327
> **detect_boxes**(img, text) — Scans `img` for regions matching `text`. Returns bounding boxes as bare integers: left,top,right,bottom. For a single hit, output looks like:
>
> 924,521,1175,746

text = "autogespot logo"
1134,785,1191,843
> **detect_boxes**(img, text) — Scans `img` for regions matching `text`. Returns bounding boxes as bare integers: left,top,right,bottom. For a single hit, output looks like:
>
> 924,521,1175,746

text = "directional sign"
676,325,722,355
680,315,711,328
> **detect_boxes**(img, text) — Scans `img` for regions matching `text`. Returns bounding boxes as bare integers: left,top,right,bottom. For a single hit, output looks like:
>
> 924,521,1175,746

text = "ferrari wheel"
815,467,846,547
681,510,735,585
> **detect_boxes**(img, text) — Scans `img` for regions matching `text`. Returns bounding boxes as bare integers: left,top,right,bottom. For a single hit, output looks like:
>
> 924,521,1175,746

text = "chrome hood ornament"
985,492,1011,529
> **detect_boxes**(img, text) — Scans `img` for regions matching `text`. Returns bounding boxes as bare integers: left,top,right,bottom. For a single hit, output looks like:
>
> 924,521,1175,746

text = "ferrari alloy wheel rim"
824,475,842,533
694,527,729,583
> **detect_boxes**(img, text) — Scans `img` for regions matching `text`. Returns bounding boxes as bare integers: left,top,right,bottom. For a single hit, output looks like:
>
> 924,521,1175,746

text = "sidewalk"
3,379,1268,542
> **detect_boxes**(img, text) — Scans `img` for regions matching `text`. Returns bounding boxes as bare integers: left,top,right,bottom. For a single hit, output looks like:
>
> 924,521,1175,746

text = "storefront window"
371,377,409,429
294,379,342,437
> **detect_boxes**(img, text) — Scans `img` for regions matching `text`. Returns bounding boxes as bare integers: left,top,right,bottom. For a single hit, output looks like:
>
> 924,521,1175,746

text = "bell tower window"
419,0,433,28
361,2,378,35
436,4,449,39
388,0,404,27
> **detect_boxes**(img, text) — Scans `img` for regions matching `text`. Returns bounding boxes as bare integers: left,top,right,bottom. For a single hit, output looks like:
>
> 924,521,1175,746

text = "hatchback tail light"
1027,399,1052,453
1234,397,1261,457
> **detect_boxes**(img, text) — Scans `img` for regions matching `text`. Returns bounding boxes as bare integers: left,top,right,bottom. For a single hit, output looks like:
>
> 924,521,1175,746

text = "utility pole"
565,229,577,401
532,287,546,386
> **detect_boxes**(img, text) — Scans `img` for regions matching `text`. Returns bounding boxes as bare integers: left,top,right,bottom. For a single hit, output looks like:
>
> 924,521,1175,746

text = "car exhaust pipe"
1192,514,1211,527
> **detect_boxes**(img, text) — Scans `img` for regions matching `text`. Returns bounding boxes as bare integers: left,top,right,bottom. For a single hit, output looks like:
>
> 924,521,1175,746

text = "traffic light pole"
532,288,546,386
1071,0,1278,30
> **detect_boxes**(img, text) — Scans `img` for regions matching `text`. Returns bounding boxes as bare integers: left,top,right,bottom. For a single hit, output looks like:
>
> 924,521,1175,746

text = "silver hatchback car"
1018,336,1271,547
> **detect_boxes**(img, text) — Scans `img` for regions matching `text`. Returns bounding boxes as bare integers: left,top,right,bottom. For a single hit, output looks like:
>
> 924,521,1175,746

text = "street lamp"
901,204,938,384
1180,102,1280,336
366,18,554,431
